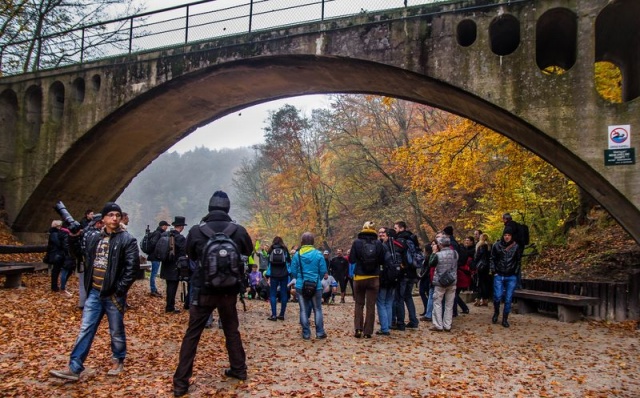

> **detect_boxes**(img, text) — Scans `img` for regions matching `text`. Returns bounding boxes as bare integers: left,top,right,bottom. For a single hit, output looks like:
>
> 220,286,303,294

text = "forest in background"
117,147,253,240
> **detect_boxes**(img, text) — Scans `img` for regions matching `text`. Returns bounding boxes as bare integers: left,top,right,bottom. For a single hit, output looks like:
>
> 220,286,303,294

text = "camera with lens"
54,201,82,234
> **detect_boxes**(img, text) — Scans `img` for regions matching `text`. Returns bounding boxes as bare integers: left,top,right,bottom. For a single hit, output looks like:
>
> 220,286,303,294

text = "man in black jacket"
161,217,187,313
173,191,253,396
50,202,140,381
148,220,170,297
393,221,421,330
329,249,350,303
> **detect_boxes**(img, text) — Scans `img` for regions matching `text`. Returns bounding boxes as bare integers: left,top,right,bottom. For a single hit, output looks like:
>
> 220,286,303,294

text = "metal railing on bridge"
0,0,454,76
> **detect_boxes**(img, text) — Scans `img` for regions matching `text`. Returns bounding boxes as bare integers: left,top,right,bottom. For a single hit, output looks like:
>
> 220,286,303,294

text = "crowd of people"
44,189,527,397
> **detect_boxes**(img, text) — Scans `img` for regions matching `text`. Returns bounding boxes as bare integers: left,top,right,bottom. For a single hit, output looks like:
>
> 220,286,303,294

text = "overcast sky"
137,0,331,153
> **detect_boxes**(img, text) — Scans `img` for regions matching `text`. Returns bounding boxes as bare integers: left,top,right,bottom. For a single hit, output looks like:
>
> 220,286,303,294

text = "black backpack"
359,239,379,274
269,247,286,265
154,232,175,262
268,247,288,279
141,225,152,254
381,238,403,285
398,236,425,273
199,223,243,289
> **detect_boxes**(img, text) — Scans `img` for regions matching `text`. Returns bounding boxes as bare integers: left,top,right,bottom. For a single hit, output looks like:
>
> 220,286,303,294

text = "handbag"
439,270,455,287
302,280,317,300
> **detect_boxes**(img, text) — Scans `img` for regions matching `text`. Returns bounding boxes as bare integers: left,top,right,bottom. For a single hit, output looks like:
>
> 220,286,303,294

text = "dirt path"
1,273,638,397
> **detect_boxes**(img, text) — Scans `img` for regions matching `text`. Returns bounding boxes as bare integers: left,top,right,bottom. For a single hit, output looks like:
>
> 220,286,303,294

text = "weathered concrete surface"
0,0,638,243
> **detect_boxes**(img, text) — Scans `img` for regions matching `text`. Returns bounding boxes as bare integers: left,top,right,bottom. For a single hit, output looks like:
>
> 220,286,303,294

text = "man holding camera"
50,202,140,381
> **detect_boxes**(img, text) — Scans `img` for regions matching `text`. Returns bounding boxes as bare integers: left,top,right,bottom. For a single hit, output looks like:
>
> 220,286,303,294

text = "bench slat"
514,289,599,306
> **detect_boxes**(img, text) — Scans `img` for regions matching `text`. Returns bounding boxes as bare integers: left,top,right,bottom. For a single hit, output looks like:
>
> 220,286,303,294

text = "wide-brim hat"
172,216,187,227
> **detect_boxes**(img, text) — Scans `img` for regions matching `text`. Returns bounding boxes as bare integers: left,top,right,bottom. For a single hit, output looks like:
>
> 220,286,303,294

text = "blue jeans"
297,288,325,339
60,268,71,291
395,278,419,326
493,274,517,314
69,288,126,374
269,277,289,317
426,286,434,318
150,261,160,293
376,286,395,333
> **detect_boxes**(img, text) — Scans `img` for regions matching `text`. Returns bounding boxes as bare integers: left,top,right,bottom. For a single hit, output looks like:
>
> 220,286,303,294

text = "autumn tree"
394,117,579,246
235,105,338,247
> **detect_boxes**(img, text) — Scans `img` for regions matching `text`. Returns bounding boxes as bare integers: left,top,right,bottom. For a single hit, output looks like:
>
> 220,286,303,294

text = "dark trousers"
173,293,246,392
353,277,379,335
453,287,469,316
50,263,63,291
478,273,493,300
166,280,179,312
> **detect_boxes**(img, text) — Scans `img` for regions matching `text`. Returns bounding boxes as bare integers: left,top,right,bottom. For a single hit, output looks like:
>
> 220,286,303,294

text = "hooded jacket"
490,239,521,276
186,210,253,295
350,229,384,277
290,245,327,291
83,227,140,298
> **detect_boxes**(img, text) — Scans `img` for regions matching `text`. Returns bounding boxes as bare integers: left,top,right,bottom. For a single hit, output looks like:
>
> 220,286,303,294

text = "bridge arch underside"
15,56,640,242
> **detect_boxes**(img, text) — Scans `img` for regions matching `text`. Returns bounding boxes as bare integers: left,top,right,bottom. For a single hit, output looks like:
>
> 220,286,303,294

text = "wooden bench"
0,264,36,288
514,289,600,323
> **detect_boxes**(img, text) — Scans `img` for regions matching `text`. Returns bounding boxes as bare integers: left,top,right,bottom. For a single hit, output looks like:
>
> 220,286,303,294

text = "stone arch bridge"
0,0,638,243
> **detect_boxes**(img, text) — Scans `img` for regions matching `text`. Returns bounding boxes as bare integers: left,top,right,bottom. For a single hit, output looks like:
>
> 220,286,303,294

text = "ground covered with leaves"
1,271,639,397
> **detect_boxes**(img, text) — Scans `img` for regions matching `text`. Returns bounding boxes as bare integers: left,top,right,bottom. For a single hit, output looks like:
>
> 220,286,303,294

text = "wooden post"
599,283,607,320
615,283,627,321
607,283,616,321
628,269,640,320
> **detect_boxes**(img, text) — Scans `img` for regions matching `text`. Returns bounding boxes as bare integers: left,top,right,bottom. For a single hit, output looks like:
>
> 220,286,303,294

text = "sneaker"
429,326,443,332
419,316,431,322
405,323,419,329
276,315,285,321
107,359,124,376
60,290,72,298
267,316,277,321
150,291,162,298
354,329,363,338
49,367,80,381
223,369,247,381
375,330,390,336
363,334,372,339
316,334,327,340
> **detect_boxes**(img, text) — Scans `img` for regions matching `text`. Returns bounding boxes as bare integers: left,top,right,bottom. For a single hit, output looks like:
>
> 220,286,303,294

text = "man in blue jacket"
290,232,327,341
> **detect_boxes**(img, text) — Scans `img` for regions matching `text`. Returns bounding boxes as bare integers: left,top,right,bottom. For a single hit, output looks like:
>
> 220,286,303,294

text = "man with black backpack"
143,220,169,297
173,191,253,396
393,221,422,330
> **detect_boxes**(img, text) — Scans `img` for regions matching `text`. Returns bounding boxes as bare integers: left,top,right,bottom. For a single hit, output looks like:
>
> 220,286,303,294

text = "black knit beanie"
208,191,230,213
